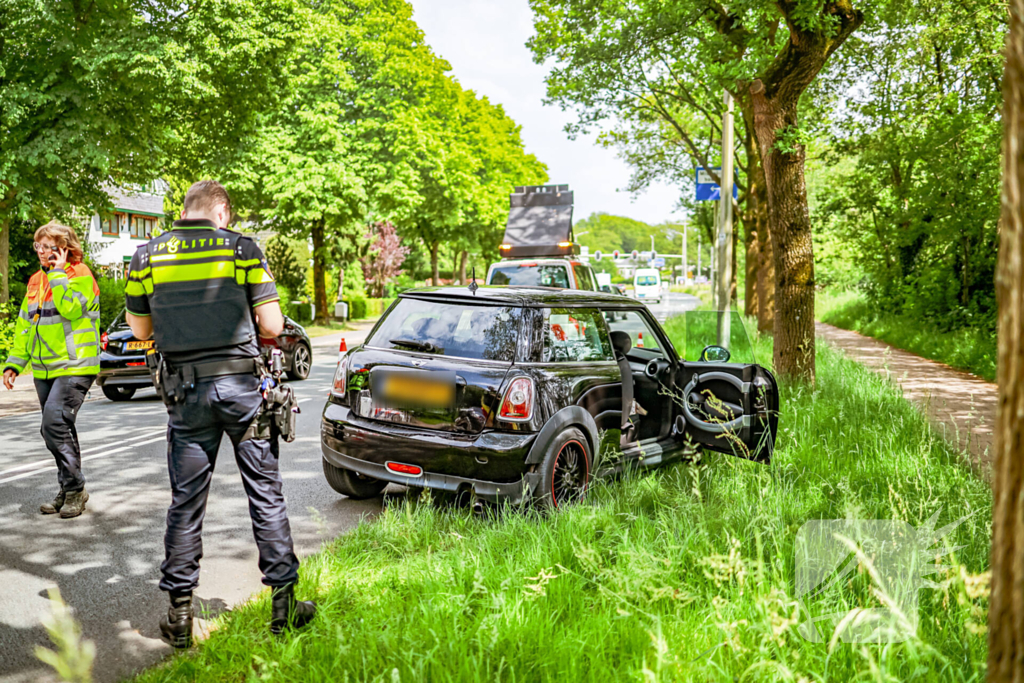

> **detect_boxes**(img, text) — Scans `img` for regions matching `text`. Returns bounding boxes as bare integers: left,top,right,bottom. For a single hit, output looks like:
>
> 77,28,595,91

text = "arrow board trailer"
499,184,578,259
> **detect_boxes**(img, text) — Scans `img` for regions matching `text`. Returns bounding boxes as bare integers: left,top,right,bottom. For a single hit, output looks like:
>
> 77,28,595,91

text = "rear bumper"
97,363,152,388
320,401,538,503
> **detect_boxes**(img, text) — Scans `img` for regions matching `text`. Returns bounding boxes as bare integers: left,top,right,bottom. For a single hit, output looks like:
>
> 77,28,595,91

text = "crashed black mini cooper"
320,287,779,508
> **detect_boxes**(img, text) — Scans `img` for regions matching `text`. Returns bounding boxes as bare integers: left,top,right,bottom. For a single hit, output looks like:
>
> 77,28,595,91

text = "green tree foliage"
813,0,1005,333
529,0,867,382
0,0,300,303
265,236,307,294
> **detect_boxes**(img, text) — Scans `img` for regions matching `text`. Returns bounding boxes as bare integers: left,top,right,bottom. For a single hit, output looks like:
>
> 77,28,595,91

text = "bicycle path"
816,322,995,471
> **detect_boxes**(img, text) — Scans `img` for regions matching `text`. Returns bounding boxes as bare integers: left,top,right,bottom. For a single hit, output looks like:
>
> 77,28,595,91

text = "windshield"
367,299,521,362
635,275,659,286
489,264,570,288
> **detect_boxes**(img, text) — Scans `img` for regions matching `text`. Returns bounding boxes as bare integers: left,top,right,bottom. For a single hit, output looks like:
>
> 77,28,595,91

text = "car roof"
400,285,636,307
489,258,571,267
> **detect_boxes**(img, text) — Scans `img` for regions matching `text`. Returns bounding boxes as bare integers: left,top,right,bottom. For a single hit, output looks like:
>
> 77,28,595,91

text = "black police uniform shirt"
124,219,280,365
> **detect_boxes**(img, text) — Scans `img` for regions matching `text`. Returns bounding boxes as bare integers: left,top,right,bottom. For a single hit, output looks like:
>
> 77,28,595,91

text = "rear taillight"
331,355,349,397
385,462,423,477
499,377,534,421
100,332,108,351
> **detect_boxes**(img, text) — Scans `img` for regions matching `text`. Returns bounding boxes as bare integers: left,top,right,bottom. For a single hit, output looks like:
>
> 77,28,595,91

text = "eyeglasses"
33,243,61,253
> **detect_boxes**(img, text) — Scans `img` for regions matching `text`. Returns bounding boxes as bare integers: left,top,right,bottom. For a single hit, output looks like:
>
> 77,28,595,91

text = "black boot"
40,490,65,515
270,583,316,635
159,593,193,650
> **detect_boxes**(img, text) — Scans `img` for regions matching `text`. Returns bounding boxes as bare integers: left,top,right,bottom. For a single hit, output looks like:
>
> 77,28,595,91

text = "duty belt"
191,358,259,379
147,354,261,404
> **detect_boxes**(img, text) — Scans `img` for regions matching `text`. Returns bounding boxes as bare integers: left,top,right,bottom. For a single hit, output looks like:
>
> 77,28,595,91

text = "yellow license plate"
381,375,455,407
125,340,155,350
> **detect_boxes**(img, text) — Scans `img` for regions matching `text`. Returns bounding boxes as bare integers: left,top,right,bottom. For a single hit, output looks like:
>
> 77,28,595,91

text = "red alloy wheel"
550,439,589,507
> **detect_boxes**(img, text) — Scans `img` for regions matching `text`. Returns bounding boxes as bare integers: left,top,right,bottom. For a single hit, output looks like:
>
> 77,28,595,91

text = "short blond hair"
183,180,232,218
35,221,85,263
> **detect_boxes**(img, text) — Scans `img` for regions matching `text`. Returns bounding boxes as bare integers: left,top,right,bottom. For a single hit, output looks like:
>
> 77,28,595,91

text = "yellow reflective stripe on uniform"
125,278,153,296
235,258,261,267
150,249,234,263
150,260,235,284
128,267,151,279
246,267,274,284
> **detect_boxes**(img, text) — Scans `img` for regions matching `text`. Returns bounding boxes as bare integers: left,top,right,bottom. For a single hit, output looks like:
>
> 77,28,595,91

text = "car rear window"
635,275,658,286
489,264,570,288
367,299,522,362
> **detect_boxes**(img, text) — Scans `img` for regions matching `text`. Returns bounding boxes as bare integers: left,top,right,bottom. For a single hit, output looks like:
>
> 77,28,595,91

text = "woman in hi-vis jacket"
3,221,101,518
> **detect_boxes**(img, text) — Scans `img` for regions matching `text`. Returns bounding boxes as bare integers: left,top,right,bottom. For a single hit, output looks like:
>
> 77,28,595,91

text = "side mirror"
699,345,730,363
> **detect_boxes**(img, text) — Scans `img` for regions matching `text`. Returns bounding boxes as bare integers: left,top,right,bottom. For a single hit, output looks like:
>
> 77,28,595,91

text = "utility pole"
697,232,702,283
710,203,717,310
681,227,688,284
717,90,735,349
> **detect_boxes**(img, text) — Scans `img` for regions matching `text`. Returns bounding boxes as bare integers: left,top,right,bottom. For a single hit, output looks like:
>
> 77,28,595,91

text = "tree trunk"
755,171,775,333
739,91,774,332
0,214,9,305
744,216,759,318
311,217,329,325
430,240,440,286
751,94,816,382
746,2,862,382
458,250,468,285
730,223,738,306
988,2,1024,678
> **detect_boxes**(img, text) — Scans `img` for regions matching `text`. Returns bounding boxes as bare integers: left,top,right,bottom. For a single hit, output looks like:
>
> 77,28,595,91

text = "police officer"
124,180,315,649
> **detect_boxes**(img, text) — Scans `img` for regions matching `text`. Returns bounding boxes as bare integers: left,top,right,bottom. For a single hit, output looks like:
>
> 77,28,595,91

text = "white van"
633,268,662,303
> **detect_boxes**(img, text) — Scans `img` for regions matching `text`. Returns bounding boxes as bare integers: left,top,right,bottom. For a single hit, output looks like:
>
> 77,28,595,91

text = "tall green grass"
134,323,991,683
817,289,998,382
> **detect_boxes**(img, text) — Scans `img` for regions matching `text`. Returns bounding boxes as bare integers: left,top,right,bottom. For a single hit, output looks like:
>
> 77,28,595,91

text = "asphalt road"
0,291,700,683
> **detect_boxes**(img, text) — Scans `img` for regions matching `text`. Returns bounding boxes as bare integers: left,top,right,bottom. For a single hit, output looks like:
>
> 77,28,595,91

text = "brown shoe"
40,490,66,515
59,490,89,518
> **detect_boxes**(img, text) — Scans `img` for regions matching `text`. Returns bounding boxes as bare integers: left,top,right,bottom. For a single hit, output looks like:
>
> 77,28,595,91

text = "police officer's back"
124,180,315,648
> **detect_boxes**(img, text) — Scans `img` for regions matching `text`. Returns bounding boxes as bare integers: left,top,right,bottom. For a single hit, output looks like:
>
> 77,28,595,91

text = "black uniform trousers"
34,375,93,493
158,372,300,595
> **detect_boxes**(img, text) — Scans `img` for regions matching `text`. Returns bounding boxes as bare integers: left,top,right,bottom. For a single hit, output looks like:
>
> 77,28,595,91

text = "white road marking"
0,429,166,478
0,436,166,486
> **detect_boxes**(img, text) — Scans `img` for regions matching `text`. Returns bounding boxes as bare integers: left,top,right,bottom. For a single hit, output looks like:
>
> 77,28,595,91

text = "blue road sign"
652,257,665,268
696,167,738,202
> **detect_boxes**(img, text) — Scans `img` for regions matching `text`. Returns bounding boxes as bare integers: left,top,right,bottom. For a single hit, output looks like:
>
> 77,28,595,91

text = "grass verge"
134,323,991,682
817,289,997,382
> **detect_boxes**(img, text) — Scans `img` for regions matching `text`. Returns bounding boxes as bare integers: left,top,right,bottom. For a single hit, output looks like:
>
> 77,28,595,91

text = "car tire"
102,385,136,402
286,343,312,381
533,427,591,510
322,459,388,499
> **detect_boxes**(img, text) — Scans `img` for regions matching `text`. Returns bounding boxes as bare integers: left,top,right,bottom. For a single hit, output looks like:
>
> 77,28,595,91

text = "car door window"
606,311,664,356
543,308,613,362
572,263,596,290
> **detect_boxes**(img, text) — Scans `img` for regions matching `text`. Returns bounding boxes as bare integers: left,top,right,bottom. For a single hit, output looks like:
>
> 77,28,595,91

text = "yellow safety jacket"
3,263,102,379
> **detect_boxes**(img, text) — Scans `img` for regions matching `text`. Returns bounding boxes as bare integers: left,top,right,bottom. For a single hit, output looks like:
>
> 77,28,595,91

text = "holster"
241,373,300,444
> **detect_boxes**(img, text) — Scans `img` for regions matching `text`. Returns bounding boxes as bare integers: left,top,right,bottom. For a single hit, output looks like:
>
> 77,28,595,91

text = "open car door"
672,311,779,463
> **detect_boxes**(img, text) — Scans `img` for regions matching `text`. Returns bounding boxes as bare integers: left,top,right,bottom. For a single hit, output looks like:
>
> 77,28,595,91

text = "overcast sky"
407,0,686,226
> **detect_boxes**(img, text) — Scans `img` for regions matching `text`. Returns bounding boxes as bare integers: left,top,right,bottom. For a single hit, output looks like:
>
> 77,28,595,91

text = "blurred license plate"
379,372,455,409
125,340,154,350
